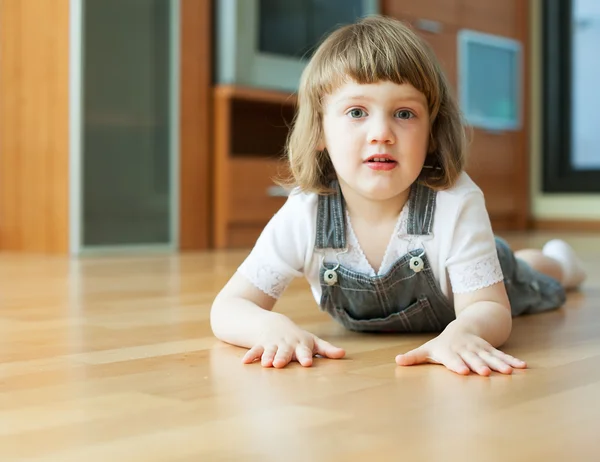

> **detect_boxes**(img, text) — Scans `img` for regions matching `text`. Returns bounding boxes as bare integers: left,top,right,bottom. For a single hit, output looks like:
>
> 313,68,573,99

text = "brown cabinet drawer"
228,157,290,225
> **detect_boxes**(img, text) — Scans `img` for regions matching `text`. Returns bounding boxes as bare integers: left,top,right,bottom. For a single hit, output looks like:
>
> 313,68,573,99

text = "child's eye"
395,110,415,119
347,108,367,119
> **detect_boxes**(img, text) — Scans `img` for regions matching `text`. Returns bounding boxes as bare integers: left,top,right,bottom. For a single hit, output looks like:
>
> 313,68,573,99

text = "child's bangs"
314,25,440,113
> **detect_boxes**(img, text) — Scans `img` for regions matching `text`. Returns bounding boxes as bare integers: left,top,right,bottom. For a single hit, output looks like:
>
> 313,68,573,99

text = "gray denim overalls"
315,180,566,334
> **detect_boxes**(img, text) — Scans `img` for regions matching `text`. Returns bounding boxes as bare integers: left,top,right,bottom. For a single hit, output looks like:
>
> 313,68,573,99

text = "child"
210,15,586,376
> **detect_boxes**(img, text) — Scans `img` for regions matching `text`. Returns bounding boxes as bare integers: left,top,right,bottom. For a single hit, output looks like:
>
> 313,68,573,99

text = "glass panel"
83,0,172,246
466,42,517,122
571,0,600,170
259,0,364,58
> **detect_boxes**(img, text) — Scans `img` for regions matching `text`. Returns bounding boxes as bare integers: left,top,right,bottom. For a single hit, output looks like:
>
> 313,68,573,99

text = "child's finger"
491,350,527,369
294,344,314,366
459,351,492,376
438,351,470,375
313,337,345,359
272,344,294,368
478,351,513,375
242,345,264,364
395,346,430,366
261,345,278,367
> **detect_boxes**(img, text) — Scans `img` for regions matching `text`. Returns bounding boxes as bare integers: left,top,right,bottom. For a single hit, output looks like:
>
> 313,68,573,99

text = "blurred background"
0,0,598,256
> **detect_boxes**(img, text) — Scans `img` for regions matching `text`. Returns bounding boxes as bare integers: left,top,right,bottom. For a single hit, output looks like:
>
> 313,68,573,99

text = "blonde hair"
278,15,467,194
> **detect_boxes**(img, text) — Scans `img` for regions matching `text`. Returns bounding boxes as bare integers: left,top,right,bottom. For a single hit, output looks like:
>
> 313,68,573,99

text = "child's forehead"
322,80,427,105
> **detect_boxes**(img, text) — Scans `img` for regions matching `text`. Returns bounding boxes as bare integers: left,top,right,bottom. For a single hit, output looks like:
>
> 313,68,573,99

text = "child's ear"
317,139,326,151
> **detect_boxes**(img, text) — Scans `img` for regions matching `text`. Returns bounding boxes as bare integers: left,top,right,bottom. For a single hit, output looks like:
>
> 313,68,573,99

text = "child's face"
321,80,430,203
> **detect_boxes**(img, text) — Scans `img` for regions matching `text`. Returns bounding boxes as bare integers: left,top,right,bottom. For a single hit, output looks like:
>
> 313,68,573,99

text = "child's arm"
397,189,527,376
395,282,525,376
210,272,345,368
450,281,513,348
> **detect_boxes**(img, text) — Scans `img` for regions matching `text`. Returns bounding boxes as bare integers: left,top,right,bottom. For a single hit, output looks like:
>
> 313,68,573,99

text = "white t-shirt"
238,172,504,305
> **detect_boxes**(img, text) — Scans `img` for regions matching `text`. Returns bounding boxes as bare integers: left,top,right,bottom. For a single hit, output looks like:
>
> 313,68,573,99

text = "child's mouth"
365,158,397,171
367,159,395,163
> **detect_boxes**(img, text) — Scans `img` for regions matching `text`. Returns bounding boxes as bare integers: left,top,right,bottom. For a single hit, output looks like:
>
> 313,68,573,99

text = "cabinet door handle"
266,185,289,197
415,19,442,34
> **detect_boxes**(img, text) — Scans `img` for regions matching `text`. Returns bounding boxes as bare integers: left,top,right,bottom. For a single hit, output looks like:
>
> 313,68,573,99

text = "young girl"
210,15,586,376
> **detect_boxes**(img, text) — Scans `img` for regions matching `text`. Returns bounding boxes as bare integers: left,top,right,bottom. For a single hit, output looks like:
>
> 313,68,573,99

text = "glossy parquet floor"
0,232,599,461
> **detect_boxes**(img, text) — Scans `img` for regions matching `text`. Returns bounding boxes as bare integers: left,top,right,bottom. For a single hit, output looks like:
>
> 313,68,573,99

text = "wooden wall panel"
459,0,519,38
179,0,212,250
382,0,530,231
381,0,458,87
383,0,460,26
514,0,530,229
462,0,529,229
0,0,70,253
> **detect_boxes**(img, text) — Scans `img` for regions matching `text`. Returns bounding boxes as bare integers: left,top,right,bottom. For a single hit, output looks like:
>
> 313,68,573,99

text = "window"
543,0,600,192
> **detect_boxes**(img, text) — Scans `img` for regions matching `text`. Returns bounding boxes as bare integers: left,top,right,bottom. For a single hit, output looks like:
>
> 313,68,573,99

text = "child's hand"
394,324,527,376
242,316,345,368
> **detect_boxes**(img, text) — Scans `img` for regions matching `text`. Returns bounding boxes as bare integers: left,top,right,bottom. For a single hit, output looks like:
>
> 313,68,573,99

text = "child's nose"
368,117,395,145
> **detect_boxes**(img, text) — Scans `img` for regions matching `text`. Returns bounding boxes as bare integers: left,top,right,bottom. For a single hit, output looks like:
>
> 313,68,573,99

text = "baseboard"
530,219,600,232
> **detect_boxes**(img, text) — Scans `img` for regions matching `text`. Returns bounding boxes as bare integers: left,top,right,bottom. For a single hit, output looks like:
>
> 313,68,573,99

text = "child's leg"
515,239,586,290
514,249,563,283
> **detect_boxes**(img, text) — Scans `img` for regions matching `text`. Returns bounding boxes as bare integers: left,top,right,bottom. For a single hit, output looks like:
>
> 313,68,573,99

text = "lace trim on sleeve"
238,260,296,299
448,253,504,294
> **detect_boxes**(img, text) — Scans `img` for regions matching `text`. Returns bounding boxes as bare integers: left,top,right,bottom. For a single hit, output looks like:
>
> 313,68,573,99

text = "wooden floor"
0,232,599,462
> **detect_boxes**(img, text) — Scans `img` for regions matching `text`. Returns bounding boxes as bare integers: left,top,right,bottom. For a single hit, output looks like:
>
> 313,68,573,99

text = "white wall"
530,0,600,220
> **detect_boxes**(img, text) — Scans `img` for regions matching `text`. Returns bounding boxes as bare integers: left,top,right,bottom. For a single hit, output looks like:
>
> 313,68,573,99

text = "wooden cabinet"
382,0,529,231
212,86,295,249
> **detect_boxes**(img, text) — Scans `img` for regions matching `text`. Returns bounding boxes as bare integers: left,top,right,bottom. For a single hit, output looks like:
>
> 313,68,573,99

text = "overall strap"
406,182,436,236
315,180,437,250
315,180,346,250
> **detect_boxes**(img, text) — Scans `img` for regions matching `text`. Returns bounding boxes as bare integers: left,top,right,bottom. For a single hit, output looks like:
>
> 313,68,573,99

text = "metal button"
324,269,338,285
409,256,424,273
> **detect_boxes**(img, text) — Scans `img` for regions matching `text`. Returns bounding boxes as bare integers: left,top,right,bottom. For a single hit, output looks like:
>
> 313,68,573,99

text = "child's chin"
359,186,408,202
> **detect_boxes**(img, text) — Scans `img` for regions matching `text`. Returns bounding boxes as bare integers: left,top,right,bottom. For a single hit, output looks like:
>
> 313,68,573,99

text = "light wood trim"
179,0,212,250
530,220,600,232
0,0,70,253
